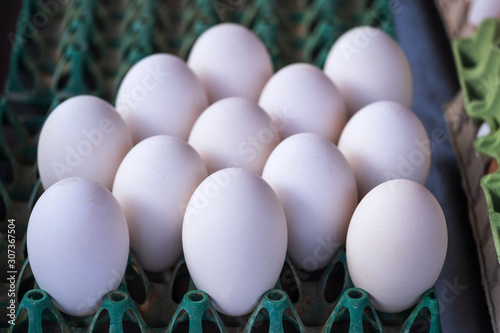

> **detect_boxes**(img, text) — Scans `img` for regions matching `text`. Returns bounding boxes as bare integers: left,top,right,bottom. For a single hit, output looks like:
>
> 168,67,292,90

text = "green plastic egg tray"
0,0,441,332
5,250,440,333
452,18,500,263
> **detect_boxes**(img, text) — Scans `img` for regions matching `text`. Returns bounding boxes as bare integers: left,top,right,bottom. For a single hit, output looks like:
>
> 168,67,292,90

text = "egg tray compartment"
4,0,396,105
451,18,500,262
1,242,441,333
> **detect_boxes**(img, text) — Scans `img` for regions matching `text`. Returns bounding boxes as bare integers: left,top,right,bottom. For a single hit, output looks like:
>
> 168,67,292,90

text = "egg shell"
259,63,347,143
115,53,208,143
346,179,447,313
324,26,412,117
187,23,273,103
188,97,280,175
262,133,357,271
37,95,133,190
476,121,490,139
182,167,287,316
468,0,500,26
27,177,129,317
113,135,208,272
338,101,430,198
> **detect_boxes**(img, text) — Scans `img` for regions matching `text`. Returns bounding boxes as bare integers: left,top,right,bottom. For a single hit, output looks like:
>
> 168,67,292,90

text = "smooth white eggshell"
182,168,287,316
468,0,500,26
115,53,208,143
346,179,448,313
324,26,412,117
188,97,280,175
113,135,208,272
262,133,357,271
27,177,129,317
259,63,347,143
37,95,133,190
338,101,430,198
476,121,490,139
187,23,273,103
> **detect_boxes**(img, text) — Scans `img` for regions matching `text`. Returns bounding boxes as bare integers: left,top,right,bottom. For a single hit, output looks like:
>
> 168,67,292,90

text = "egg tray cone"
4,248,440,332
452,18,500,263
0,0,441,332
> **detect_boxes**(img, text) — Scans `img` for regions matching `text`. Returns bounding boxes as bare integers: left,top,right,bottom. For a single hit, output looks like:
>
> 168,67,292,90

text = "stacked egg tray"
0,0,441,332
451,18,500,263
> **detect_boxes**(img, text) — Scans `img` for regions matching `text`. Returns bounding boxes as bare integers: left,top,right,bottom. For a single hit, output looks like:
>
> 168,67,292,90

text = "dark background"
0,1,22,85
392,2,492,332
0,0,494,332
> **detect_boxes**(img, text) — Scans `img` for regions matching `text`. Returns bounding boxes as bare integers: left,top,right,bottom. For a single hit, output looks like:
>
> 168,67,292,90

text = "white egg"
262,133,357,271
259,63,347,143
115,53,208,143
182,168,287,316
188,97,280,175
37,95,133,190
187,23,273,103
324,26,412,117
338,101,430,198
27,177,129,317
113,135,207,272
476,121,491,139
346,179,448,313
468,0,500,26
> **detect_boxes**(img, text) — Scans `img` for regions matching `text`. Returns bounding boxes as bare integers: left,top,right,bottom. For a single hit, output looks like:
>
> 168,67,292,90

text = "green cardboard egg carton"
452,18,500,263
0,0,441,332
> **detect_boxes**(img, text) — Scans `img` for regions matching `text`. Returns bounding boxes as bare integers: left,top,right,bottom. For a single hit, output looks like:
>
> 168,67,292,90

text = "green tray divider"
5,45,42,103
87,290,148,333
5,0,42,95
453,19,500,128
281,247,353,327
15,259,33,305
362,0,395,37
9,289,68,333
481,172,500,262
7,246,442,332
323,288,383,333
251,0,280,68
113,0,158,97
52,42,103,98
4,0,66,105
401,289,442,333
474,127,500,159
53,0,105,100
244,289,304,332
166,290,226,333
452,18,500,262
